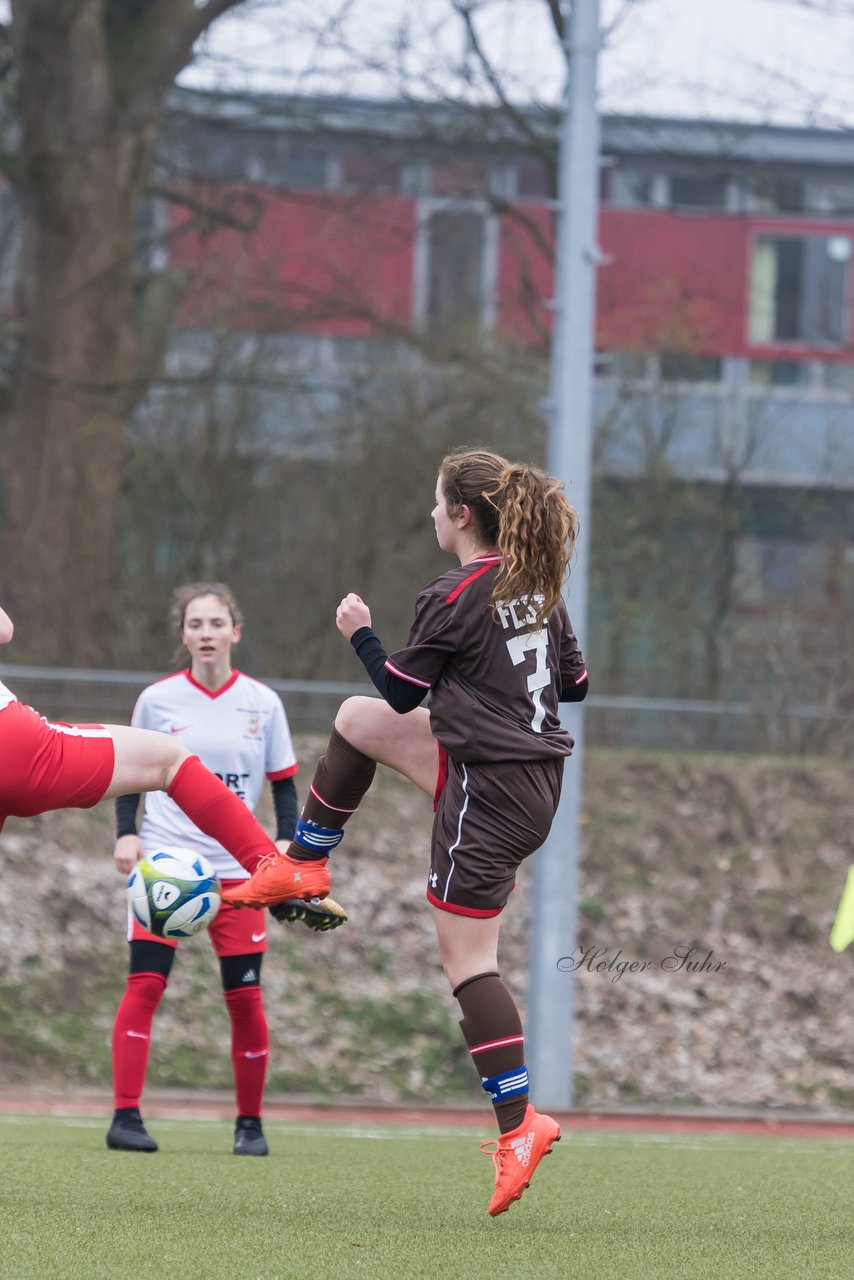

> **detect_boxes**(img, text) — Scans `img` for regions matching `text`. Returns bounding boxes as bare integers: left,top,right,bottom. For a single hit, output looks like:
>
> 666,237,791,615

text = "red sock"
168,756,278,873
112,972,167,1109
225,985,269,1116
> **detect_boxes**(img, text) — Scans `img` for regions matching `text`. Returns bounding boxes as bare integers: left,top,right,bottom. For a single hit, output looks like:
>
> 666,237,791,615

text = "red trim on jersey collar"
444,553,505,604
445,561,498,604
182,668,241,699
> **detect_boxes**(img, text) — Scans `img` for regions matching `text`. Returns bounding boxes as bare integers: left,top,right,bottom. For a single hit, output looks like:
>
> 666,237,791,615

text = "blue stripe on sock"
292,819,345,852
481,1065,529,1102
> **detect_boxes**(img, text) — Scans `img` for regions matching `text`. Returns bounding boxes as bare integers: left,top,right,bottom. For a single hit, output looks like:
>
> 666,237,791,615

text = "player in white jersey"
129,668,297,881
0,603,333,908
107,583,344,1157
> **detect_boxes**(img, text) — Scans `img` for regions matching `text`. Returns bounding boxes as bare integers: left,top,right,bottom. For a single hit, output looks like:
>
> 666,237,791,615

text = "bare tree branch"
545,0,565,42
106,0,251,120
601,0,650,46
148,182,264,236
452,1,557,162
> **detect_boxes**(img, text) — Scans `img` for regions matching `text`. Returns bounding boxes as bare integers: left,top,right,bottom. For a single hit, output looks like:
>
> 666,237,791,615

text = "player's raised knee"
334,695,378,747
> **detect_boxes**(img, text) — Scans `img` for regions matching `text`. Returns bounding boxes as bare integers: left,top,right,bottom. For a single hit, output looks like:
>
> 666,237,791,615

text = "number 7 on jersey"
505,631,550,732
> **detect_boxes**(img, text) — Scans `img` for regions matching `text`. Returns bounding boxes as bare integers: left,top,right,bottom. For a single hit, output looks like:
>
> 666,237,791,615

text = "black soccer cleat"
270,895,348,932
106,1108,158,1153
233,1115,268,1156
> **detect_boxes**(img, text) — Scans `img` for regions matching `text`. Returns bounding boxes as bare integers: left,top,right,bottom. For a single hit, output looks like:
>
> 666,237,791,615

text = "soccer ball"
128,849,221,940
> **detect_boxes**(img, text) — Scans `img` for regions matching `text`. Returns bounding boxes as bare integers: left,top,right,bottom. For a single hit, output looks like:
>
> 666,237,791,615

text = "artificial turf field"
0,1115,851,1280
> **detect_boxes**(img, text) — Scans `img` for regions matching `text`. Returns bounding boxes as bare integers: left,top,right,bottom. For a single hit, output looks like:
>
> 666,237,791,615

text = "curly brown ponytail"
439,447,578,629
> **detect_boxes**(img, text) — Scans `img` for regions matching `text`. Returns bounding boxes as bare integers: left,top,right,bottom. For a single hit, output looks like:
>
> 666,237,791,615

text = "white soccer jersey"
0,679,15,711
132,669,298,879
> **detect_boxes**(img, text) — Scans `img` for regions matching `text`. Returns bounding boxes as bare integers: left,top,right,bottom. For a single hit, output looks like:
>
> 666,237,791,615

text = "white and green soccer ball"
128,849,222,940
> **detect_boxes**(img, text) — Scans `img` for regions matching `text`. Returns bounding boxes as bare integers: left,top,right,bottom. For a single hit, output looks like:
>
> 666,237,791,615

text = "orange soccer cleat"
481,1105,561,1217
221,853,331,908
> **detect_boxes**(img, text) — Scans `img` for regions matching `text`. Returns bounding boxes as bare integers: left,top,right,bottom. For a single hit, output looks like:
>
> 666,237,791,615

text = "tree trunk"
1,0,248,663
3,141,150,663
0,5,151,661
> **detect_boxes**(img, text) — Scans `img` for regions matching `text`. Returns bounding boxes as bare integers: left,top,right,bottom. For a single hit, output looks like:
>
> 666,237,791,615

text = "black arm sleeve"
350,626,429,715
115,793,141,839
559,675,589,703
271,775,298,841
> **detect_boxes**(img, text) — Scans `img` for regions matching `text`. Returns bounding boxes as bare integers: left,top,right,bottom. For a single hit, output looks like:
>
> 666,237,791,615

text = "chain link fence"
2,664,852,756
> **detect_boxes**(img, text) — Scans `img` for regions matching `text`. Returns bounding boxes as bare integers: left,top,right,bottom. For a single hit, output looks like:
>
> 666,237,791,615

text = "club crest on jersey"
245,714,260,736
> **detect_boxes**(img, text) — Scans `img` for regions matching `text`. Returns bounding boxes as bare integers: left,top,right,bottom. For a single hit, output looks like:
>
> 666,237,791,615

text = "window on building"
167,124,258,181
516,159,552,200
750,176,805,214
660,352,723,382
427,211,484,329
749,233,852,346
601,351,651,381
273,143,329,190
608,167,655,207
749,359,810,388
806,179,854,216
430,160,487,197
669,173,728,210
339,153,401,194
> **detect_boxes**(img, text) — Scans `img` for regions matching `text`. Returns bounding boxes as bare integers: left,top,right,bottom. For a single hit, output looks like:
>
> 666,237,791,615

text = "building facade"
143,90,854,705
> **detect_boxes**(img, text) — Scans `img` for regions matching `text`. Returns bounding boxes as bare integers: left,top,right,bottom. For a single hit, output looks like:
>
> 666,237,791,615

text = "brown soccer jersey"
386,554,587,763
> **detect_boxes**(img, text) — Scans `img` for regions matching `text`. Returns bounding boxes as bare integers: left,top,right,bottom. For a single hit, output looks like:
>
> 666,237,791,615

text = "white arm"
0,605,13,645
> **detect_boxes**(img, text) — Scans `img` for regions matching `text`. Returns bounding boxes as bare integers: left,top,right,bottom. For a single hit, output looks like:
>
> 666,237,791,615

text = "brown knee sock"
454,971,529,1134
288,726,377,861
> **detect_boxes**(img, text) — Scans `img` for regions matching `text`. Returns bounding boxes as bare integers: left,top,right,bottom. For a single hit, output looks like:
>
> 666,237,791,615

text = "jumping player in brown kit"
226,447,589,1216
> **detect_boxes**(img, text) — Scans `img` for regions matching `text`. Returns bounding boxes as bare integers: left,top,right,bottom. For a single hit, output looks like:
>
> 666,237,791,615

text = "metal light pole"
526,0,601,1110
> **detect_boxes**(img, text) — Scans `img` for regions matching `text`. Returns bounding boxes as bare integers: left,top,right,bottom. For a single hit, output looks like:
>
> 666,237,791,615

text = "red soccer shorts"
129,880,269,956
0,700,114,830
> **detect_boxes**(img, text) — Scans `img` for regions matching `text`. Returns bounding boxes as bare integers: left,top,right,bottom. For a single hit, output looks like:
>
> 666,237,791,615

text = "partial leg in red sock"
222,953,270,1156
167,756,278,873
225,984,269,1117
111,971,167,1110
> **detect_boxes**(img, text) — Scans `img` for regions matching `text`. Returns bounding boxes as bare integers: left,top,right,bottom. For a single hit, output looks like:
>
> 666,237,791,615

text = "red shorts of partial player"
0,700,114,832
428,747,563,918
129,880,269,957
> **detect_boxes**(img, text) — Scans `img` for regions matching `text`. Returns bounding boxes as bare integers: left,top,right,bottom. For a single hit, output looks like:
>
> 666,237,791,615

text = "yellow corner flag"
830,867,854,953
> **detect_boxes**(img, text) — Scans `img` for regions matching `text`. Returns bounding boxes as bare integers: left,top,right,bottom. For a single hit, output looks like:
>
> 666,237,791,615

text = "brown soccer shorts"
427,749,564,917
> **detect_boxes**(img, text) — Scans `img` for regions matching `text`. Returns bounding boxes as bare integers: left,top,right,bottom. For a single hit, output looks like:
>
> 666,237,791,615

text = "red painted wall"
496,203,554,349
170,184,854,360
597,209,748,354
169,186,416,335
597,210,854,359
